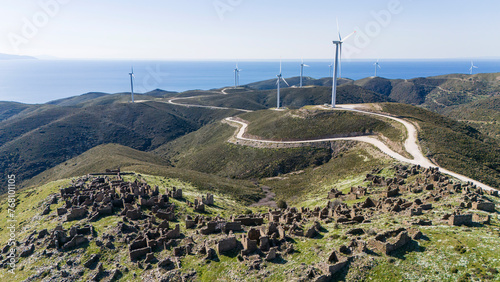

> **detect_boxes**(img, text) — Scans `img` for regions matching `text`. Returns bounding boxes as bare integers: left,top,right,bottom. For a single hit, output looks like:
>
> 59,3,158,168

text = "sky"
0,0,498,60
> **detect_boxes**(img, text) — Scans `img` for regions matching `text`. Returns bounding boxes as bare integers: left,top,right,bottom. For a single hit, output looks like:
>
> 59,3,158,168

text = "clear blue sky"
0,0,498,60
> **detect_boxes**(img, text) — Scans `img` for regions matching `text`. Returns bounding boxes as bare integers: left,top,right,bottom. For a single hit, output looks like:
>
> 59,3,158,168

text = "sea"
1,59,500,104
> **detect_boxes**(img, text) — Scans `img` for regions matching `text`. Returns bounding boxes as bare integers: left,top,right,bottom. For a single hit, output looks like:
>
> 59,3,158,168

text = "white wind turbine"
276,60,289,109
129,67,135,103
329,62,333,77
374,59,381,77
234,63,241,88
331,20,355,107
469,61,478,75
299,59,309,88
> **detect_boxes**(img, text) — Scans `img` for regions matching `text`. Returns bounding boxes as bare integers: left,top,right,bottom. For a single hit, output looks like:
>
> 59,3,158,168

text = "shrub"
277,199,288,209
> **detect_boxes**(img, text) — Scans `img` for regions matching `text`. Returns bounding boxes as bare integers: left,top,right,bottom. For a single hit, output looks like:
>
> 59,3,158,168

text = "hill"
24,143,262,204
47,93,111,106
380,103,500,188
154,120,333,180
0,102,38,122
438,96,500,140
177,84,392,111
0,99,240,191
1,161,499,281
354,73,500,110
241,109,404,143
245,76,352,90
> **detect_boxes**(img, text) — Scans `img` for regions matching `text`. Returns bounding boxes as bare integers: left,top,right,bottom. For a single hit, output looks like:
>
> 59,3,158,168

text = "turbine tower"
469,61,478,75
331,20,355,108
234,63,241,88
129,67,135,103
299,59,309,88
329,63,333,77
276,60,289,109
374,59,381,77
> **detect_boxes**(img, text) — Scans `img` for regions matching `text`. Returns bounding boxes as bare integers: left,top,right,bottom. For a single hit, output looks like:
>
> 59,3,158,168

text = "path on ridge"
166,92,497,192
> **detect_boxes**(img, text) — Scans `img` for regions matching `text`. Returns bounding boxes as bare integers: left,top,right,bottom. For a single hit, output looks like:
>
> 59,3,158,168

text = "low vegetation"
241,109,404,145
155,122,332,180
23,143,262,204
381,103,500,188
0,99,240,192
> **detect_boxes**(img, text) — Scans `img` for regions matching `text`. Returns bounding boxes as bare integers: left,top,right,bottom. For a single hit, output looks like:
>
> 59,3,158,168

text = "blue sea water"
1,59,499,104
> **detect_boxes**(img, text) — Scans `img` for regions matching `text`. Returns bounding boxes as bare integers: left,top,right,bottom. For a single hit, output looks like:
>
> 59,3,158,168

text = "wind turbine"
329,62,333,77
331,20,355,108
129,67,135,103
469,61,478,75
276,60,289,109
234,63,241,88
299,59,309,88
374,59,381,77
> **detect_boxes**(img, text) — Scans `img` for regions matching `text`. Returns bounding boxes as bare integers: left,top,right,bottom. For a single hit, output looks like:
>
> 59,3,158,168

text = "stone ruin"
4,164,498,281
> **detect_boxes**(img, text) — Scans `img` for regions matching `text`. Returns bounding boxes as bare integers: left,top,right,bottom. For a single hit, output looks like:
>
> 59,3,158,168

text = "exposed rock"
84,254,100,268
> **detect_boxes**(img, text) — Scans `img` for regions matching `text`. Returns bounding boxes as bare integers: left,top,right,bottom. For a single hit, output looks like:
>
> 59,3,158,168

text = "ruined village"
3,164,498,281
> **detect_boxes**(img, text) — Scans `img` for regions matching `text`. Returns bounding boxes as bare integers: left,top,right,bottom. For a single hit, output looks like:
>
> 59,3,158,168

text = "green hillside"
23,143,261,204
381,103,500,188
0,102,37,122
241,109,404,144
154,121,332,180
439,96,500,140
355,73,500,110
0,100,240,191
177,84,392,110
244,76,352,90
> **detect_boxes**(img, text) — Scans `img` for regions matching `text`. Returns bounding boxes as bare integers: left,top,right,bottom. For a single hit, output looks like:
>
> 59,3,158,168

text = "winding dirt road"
166,92,497,191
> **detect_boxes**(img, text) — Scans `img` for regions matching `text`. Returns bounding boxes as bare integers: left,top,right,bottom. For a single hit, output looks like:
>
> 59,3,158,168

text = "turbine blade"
341,31,356,42
282,77,290,86
336,17,341,41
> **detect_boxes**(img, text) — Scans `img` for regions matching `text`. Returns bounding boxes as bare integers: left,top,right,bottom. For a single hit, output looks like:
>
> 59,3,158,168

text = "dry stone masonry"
4,165,498,281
